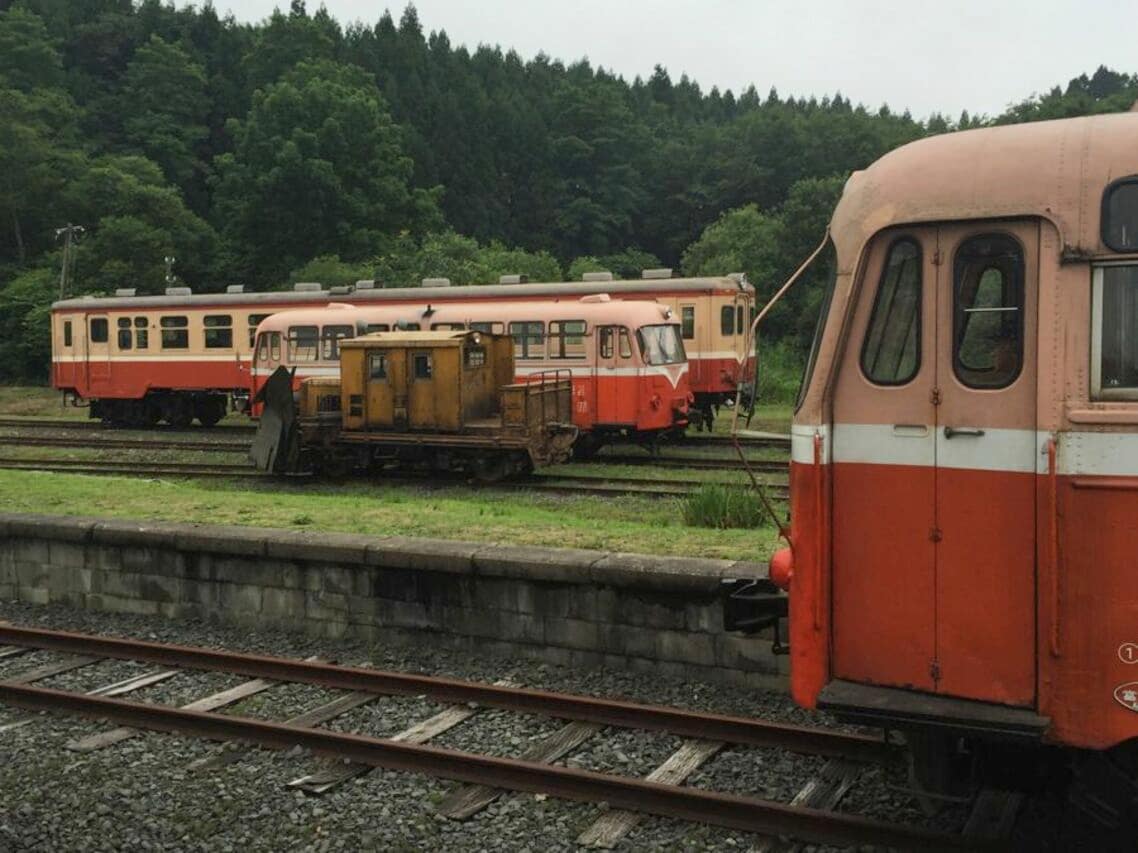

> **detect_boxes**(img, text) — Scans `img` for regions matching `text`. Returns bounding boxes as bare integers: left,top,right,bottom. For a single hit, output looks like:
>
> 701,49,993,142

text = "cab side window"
204,315,233,349
1094,264,1138,397
680,306,695,340
1103,177,1138,252
508,321,544,359
720,306,734,336
953,234,1024,389
288,326,319,362
247,314,270,347
618,328,633,359
117,318,132,350
861,237,922,385
134,317,148,349
160,316,188,349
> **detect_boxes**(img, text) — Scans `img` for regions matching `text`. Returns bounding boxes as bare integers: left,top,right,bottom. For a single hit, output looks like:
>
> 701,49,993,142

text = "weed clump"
682,485,765,529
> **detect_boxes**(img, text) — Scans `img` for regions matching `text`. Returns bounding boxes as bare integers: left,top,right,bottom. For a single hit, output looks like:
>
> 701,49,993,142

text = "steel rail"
0,435,788,477
0,435,250,453
0,457,782,499
0,417,790,447
0,625,884,762
0,682,980,851
0,417,255,434
0,457,262,478
592,454,789,473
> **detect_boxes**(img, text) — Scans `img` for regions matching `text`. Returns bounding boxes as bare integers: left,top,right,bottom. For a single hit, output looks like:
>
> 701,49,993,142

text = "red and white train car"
250,297,691,445
50,274,750,428
764,113,1138,839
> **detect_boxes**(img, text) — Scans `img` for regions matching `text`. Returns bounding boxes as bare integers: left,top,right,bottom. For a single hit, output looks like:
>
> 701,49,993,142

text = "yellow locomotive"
251,330,576,480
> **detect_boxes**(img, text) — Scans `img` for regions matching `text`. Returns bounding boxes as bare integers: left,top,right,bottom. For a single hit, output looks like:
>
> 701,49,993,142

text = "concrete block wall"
0,513,784,688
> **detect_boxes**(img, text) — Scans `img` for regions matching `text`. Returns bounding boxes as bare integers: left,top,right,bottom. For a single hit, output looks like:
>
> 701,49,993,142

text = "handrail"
1047,437,1061,657
730,230,831,537
517,368,573,426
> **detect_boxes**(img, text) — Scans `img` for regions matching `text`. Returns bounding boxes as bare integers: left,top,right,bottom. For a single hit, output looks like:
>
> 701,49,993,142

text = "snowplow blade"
249,367,300,474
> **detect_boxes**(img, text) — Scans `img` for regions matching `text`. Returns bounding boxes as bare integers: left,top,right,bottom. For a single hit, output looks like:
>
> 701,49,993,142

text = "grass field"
0,386,86,418
0,387,789,560
0,470,782,561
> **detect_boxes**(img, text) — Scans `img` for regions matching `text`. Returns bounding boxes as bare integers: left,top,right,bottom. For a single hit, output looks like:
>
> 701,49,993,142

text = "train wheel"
126,400,158,429
572,435,600,459
195,397,226,428
165,398,193,429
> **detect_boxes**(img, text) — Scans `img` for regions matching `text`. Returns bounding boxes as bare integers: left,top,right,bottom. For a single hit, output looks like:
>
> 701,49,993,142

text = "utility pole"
55,224,85,299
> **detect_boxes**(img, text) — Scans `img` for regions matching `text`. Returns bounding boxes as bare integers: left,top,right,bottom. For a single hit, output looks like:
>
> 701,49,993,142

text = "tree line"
1,0,1135,382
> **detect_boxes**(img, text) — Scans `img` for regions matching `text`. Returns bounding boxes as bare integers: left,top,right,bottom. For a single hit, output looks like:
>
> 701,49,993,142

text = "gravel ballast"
0,600,966,851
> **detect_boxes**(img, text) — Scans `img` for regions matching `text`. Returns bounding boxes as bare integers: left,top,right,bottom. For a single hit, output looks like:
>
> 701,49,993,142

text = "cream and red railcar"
249,297,691,445
761,113,1138,837
50,275,749,428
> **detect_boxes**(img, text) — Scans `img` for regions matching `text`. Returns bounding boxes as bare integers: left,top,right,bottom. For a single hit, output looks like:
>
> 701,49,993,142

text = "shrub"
682,484,766,529
754,339,804,406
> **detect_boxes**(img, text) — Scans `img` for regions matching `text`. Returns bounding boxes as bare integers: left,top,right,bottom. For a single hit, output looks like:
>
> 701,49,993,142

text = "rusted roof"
830,112,1138,269
339,330,475,348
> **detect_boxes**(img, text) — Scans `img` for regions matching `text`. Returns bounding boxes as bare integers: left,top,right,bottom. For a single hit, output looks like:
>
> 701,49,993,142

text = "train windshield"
637,324,686,365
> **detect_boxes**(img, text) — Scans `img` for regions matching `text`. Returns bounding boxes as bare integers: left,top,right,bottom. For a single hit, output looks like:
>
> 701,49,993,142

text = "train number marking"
1115,682,1138,713
1119,643,1138,664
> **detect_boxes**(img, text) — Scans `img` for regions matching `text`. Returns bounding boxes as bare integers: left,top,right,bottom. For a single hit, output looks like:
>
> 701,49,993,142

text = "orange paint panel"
785,460,830,710
935,468,1036,706
1045,477,1138,749
831,462,936,692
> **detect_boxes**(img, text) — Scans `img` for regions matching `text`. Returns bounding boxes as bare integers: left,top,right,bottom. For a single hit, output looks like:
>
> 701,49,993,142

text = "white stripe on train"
790,423,1138,477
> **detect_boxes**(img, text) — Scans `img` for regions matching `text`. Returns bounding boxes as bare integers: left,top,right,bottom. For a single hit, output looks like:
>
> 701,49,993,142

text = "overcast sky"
209,0,1134,119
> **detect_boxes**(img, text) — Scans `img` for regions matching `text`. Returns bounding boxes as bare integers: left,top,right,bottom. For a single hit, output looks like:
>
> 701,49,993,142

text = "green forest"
1,0,1136,383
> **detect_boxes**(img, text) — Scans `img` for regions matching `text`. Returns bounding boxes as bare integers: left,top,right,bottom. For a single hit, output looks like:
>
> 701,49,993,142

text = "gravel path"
0,600,963,851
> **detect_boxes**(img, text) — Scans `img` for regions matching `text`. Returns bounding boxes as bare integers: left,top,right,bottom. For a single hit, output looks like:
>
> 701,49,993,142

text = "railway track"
0,416,791,449
0,624,996,850
0,431,788,474
0,455,789,501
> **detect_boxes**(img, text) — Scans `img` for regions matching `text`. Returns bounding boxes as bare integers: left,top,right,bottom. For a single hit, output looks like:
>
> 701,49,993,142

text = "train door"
679,303,699,387
86,314,112,394
932,222,1037,706
57,316,77,388
594,326,619,423
831,227,939,693
831,223,1038,706
365,349,395,429
407,349,436,429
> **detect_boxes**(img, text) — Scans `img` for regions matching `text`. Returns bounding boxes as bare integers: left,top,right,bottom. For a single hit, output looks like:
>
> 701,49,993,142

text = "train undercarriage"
84,391,230,428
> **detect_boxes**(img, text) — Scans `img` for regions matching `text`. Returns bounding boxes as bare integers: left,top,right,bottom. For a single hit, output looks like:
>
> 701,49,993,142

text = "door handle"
943,426,985,439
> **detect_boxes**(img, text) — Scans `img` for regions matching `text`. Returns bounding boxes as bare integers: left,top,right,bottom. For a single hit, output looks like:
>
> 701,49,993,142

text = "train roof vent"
582,271,613,282
329,285,353,295
114,288,136,297
294,282,323,292
422,277,451,287
226,284,244,294
354,280,376,290
499,274,528,284
641,268,673,279
165,286,191,296
727,272,748,286
579,293,612,303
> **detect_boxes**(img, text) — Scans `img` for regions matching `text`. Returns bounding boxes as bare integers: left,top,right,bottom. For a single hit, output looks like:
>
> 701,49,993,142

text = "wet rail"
0,624,989,851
